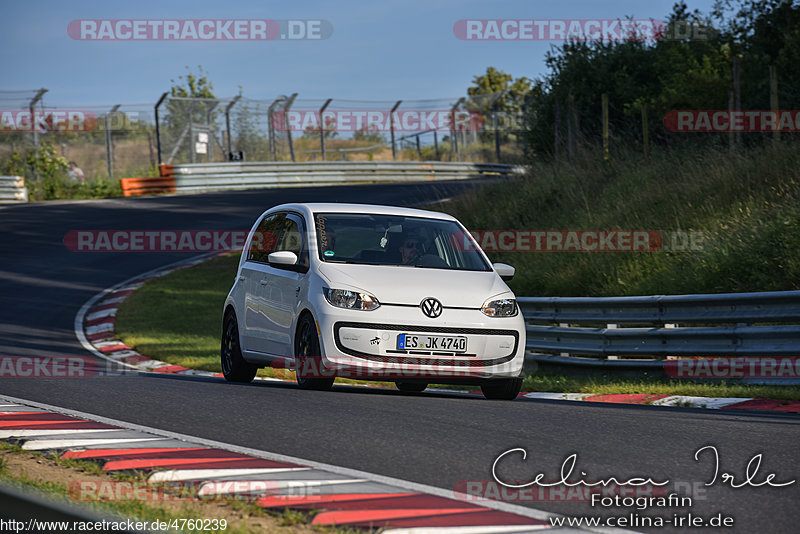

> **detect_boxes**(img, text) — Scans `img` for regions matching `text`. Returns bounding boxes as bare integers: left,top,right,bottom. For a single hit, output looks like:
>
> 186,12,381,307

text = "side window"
247,213,284,263
275,214,309,268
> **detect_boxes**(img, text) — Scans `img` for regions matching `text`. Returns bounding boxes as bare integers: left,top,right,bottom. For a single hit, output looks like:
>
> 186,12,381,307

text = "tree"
467,67,533,142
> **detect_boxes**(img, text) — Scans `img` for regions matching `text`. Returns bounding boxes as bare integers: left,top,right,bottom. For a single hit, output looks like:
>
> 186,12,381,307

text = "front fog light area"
481,298,518,317
323,288,380,311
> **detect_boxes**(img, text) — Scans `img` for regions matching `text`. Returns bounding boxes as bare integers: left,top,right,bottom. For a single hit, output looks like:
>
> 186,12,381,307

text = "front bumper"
314,302,525,380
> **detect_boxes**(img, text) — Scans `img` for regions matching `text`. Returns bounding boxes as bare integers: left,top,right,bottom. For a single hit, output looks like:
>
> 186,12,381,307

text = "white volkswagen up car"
222,203,526,400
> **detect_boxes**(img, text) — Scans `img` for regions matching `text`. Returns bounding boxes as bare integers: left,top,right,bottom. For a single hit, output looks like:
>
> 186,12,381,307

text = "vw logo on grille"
420,297,443,318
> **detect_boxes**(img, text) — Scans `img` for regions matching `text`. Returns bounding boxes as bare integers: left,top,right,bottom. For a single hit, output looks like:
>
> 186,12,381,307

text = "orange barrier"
120,176,176,197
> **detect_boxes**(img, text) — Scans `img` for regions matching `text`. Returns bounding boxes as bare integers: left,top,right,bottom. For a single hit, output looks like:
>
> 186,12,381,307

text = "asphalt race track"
1,182,798,533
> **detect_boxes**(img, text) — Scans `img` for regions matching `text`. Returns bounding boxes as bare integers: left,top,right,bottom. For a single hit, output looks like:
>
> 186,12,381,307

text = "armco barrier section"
121,161,522,196
519,290,800,359
120,176,176,197
0,176,28,203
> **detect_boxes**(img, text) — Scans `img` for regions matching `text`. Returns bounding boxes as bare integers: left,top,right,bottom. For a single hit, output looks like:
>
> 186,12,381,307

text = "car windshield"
314,212,491,271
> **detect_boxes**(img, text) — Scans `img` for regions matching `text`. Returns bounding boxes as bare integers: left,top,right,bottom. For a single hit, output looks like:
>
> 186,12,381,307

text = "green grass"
437,142,800,296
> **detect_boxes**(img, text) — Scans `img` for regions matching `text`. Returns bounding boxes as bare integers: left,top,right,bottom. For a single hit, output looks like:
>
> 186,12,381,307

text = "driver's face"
400,239,420,263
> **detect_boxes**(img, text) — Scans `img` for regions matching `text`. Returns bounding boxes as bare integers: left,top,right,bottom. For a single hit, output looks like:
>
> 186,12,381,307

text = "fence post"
433,131,439,159
733,56,741,146
567,94,575,163
154,92,168,166
105,104,120,179
390,100,402,160
267,94,286,161
450,98,464,161
492,91,506,163
641,104,649,159
554,98,561,163
224,95,241,160
601,93,609,161
728,91,734,152
319,98,333,160
28,89,47,181
769,65,779,144
285,93,298,162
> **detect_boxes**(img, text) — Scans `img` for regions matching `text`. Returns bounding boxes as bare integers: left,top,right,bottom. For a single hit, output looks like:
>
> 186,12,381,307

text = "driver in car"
399,238,423,264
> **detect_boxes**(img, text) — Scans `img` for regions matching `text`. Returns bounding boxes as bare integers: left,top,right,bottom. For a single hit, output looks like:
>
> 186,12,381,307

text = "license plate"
397,333,467,353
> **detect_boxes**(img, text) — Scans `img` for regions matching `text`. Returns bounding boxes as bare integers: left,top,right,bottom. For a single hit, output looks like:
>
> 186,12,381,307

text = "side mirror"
268,251,298,267
493,262,515,282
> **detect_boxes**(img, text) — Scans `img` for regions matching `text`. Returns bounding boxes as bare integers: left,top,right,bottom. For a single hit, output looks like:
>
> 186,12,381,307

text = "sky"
1,0,720,110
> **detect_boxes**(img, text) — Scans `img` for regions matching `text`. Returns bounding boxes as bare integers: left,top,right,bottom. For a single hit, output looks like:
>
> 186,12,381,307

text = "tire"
480,377,523,400
220,311,258,383
295,314,334,391
395,381,427,393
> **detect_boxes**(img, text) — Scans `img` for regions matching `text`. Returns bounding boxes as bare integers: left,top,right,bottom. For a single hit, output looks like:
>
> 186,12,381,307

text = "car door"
242,212,284,357
266,213,309,358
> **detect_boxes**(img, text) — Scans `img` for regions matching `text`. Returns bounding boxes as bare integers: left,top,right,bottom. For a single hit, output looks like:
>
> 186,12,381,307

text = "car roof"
268,202,458,221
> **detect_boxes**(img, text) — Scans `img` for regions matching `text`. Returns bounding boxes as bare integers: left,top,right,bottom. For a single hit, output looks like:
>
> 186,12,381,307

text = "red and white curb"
75,253,281,382
0,395,620,533
76,254,800,414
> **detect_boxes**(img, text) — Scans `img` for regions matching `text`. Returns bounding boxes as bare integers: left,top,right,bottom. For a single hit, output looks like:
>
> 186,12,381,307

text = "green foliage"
522,0,800,159
467,66,532,114
2,143,122,201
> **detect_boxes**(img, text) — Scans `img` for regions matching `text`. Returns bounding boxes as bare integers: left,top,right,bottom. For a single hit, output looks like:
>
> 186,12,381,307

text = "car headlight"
481,298,518,317
323,288,380,311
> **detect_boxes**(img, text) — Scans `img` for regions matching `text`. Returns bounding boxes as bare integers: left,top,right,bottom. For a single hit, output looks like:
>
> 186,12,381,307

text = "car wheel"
295,314,334,391
395,381,427,393
221,311,258,383
480,377,522,400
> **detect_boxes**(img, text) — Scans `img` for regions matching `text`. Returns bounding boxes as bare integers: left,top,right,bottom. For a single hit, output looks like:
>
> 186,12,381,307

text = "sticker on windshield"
324,250,335,257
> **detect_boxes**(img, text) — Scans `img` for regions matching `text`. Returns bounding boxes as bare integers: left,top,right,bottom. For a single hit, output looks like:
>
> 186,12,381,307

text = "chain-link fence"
155,92,526,166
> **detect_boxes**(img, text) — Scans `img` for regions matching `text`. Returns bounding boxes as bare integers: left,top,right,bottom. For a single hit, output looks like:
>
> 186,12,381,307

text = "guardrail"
120,161,523,197
0,176,28,203
519,290,800,361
